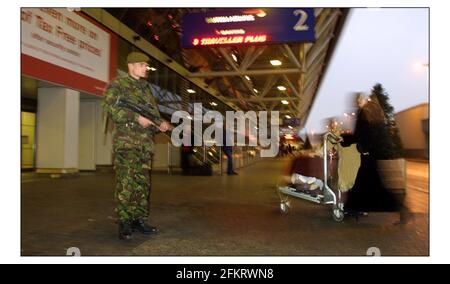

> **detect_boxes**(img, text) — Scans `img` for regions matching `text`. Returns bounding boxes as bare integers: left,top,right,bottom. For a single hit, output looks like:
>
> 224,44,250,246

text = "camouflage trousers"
113,149,153,221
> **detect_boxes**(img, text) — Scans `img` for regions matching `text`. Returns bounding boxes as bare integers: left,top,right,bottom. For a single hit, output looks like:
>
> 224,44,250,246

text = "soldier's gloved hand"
159,121,171,132
138,115,153,129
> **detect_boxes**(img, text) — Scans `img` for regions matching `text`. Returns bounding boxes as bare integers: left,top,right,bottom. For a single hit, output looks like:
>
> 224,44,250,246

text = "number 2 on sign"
293,9,309,31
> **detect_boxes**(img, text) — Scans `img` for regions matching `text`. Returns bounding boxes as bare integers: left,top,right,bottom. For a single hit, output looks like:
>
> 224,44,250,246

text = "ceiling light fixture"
270,59,282,66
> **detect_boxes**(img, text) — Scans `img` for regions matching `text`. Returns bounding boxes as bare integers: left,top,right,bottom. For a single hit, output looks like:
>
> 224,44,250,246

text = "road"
406,161,429,213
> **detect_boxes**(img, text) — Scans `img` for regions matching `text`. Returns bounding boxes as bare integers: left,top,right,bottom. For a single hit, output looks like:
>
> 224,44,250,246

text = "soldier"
103,51,170,240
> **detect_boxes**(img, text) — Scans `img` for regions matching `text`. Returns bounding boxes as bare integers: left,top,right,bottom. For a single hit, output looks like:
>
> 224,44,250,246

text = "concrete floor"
21,158,429,256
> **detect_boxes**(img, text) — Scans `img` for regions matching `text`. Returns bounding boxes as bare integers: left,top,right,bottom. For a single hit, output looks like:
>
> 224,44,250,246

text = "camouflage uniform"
102,74,162,222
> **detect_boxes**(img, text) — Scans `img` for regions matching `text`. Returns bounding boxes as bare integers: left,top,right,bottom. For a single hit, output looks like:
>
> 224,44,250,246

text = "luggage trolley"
277,132,345,222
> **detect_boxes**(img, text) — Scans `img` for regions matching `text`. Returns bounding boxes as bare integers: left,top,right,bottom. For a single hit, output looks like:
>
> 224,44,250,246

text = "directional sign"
181,8,316,48
283,118,301,126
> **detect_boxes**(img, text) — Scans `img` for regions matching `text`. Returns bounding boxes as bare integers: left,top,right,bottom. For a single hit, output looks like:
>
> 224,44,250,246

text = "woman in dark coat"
341,94,400,214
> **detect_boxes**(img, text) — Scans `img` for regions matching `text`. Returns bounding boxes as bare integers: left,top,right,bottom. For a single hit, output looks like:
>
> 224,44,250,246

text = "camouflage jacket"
102,74,162,153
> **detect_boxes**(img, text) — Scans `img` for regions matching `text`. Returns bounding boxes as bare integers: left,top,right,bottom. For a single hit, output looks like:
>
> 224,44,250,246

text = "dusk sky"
304,8,429,133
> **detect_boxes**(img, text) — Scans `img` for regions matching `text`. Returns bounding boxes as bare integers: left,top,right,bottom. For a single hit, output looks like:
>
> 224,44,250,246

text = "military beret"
127,51,150,63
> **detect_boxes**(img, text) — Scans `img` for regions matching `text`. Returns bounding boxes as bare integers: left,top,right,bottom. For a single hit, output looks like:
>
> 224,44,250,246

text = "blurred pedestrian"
340,93,400,216
222,123,238,175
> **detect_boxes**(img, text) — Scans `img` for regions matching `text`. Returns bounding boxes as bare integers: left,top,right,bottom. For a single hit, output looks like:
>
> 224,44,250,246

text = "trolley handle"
323,132,342,145
322,132,342,192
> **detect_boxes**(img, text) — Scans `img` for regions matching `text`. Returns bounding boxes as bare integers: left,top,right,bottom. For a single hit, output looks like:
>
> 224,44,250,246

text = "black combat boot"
131,218,158,234
118,220,133,241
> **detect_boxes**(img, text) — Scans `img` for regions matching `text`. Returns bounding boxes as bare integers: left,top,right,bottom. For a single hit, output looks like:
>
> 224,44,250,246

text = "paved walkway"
21,158,429,256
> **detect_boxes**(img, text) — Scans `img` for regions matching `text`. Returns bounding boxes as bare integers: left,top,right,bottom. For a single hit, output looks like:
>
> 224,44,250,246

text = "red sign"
192,34,268,47
21,8,117,96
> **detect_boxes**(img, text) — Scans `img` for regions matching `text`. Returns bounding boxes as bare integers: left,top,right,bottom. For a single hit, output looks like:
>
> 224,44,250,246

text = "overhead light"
270,59,282,66
281,100,289,105
253,88,258,93
277,86,287,91
147,66,157,71
231,54,238,62
285,115,291,119
245,75,251,81
256,10,267,18
288,126,293,129
187,89,196,94
210,102,218,106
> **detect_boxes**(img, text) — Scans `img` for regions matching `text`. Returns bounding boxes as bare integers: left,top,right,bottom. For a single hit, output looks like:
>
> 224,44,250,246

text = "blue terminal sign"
283,118,301,126
181,8,316,48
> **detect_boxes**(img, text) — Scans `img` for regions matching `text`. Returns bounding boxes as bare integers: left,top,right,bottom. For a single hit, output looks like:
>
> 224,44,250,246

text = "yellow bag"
337,144,360,192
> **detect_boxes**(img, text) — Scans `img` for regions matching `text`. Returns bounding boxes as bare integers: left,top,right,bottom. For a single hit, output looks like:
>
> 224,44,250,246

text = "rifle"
115,96,163,129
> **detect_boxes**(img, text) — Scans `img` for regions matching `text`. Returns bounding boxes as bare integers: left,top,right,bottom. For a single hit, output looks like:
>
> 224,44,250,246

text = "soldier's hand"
138,115,153,128
159,121,170,132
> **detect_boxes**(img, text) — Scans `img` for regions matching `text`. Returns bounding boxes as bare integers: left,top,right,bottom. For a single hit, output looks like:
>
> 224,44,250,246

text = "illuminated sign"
205,15,255,24
182,8,315,48
280,127,295,135
192,34,267,47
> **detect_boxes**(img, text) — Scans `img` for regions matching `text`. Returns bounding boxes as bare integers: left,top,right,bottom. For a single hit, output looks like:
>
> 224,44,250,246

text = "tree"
370,83,403,158
303,135,312,150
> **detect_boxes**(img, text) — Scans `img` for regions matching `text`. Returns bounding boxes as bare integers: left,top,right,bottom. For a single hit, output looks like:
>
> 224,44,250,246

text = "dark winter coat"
341,102,400,212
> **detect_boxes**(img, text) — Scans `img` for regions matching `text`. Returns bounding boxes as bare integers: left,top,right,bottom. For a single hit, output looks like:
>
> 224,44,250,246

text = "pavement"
21,158,429,256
